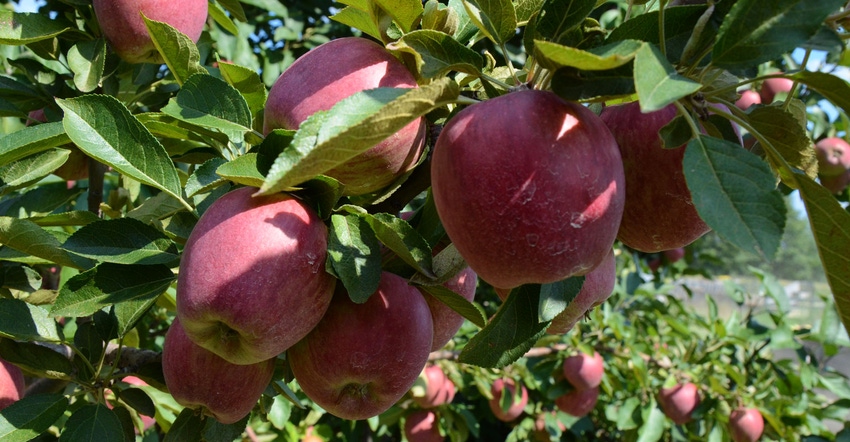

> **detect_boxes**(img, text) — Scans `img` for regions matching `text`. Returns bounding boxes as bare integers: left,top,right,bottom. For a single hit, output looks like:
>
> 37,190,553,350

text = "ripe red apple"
0,358,25,411
263,37,426,196
555,386,599,418
658,382,700,425
488,378,529,422
561,351,604,391
600,102,710,253
425,266,477,351
760,77,795,104
404,410,444,442
664,247,686,263
815,137,850,177
162,318,274,425
288,272,434,420
92,0,208,64
26,109,90,181
177,186,336,365
734,90,761,110
431,90,625,290
546,249,616,334
729,407,765,442
412,365,456,409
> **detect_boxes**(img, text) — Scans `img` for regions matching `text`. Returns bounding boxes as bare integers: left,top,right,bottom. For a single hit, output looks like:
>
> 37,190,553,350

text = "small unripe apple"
412,365,456,409
404,410,444,442
555,386,599,418
760,77,795,104
488,378,528,422
0,358,25,410
263,37,426,196
162,318,275,425
561,351,604,391
729,407,765,442
93,0,208,64
546,249,616,334
734,90,761,110
288,272,434,420
658,382,700,425
815,137,850,177
432,90,625,290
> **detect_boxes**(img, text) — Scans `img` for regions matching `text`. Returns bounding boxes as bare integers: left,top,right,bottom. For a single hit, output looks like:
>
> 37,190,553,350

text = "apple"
288,272,434,420
162,318,275,425
815,137,850,177
820,169,850,194
658,382,700,425
92,0,208,64
546,249,616,334
26,109,90,181
488,378,529,422
600,102,711,253
734,90,762,110
301,426,324,442
555,386,599,418
729,407,765,442
0,358,25,411
561,351,604,391
177,186,336,365
263,37,426,196
404,410,444,442
431,90,625,290
426,266,477,351
760,77,795,104
412,365,456,409
664,247,686,263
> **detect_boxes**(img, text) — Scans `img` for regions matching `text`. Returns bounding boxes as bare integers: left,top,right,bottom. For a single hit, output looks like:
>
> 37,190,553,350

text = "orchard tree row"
1,0,850,440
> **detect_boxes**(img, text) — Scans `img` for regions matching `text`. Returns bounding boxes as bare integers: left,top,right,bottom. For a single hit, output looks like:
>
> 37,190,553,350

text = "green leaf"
59,404,125,442
143,15,206,86
534,39,641,71
683,135,786,260
712,0,845,70
745,104,817,181
791,71,850,118
67,39,106,93
62,218,179,265
28,211,100,227
0,122,70,168
216,153,265,188
550,65,635,101
161,74,253,137
538,277,584,322
374,0,424,33
217,0,248,21
418,284,486,328
533,0,596,43
0,298,61,342
605,6,707,64
0,217,81,269
116,388,156,422
208,1,240,35
331,7,382,42
634,43,701,112
0,340,73,380
203,416,249,442
365,212,433,277
458,284,550,368
515,0,545,25
259,78,458,196
50,263,175,319
163,408,204,442
218,62,268,119
0,11,75,45
462,0,518,45
388,30,484,78
636,404,666,442
0,149,71,192
0,394,68,442
56,95,187,209
185,158,228,197
327,213,382,304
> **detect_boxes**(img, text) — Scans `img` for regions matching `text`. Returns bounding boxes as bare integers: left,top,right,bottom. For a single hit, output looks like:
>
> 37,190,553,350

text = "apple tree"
1,0,850,440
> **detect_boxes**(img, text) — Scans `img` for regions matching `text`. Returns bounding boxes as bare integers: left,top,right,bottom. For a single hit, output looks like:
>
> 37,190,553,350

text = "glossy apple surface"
404,410,444,442
729,407,765,442
760,77,795,104
0,359,25,410
561,351,604,391
735,90,762,110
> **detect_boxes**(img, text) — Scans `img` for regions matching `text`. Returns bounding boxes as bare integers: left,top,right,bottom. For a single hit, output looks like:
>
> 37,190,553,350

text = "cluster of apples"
555,351,604,418
658,381,763,441
404,365,457,442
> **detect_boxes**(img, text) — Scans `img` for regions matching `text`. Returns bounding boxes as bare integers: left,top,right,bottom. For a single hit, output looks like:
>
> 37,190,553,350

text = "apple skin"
488,378,529,422
92,0,207,64
760,77,795,104
27,109,89,181
432,90,625,290
555,386,599,418
600,102,710,253
0,358,25,411
176,186,336,365
162,318,275,425
561,351,604,391
820,170,850,194
658,383,700,425
664,247,686,263
288,272,434,420
735,90,762,110
729,407,765,442
404,410,444,442
546,249,616,334
263,37,426,196
425,266,477,351
815,137,850,177
412,365,456,409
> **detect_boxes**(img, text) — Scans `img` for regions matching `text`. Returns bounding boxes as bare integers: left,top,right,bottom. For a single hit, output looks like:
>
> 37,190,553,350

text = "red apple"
734,90,761,110
561,351,604,391
431,90,625,290
815,137,850,177
488,378,529,422
555,386,599,418
404,410,444,442
600,102,711,253
820,169,850,194
658,383,700,425
0,358,25,411
729,407,765,442
760,77,795,104
26,109,90,181
412,365,456,409
426,266,477,351
546,249,616,334
92,0,208,64
162,318,274,424
664,247,686,263
288,272,434,420
177,186,336,365
263,37,426,196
